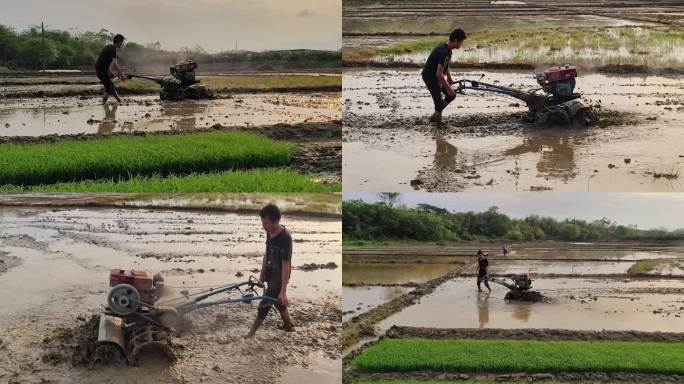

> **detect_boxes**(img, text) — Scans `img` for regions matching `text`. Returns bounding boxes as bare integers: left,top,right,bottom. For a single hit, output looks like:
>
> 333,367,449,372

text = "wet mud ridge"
342,271,462,350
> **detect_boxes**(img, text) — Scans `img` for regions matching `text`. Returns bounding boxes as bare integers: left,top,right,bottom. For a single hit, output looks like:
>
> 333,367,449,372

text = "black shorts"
97,70,116,93
422,74,456,112
258,280,286,317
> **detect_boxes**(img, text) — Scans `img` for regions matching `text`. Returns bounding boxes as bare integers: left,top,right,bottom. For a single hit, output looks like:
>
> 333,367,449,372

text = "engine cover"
544,65,577,82
110,269,155,291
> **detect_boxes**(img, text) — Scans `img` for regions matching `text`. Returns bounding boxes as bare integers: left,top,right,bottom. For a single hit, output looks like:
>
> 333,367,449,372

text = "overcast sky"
343,193,684,230
0,0,341,52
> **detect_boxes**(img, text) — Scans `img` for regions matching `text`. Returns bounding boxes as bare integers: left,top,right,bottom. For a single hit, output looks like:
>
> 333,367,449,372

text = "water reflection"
477,292,490,328
98,104,118,134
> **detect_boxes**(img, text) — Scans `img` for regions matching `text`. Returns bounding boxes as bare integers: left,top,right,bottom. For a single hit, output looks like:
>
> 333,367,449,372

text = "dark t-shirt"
422,43,451,79
95,44,117,74
264,227,292,283
478,257,489,275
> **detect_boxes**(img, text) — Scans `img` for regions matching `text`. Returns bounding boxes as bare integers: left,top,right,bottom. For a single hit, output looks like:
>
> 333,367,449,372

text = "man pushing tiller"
422,28,467,124
95,34,126,104
245,204,295,337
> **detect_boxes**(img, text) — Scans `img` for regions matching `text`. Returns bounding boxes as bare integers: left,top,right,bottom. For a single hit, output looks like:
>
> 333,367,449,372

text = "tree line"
0,24,340,71
343,200,684,242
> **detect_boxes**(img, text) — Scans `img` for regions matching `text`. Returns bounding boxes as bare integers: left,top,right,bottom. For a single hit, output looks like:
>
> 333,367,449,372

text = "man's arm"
437,64,455,96
445,67,453,85
279,259,290,306
110,58,125,80
259,253,267,283
279,238,292,306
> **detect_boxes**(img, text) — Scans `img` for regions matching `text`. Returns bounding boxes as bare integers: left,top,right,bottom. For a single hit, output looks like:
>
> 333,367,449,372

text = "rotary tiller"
93,269,276,366
127,60,213,100
482,273,542,301
452,65,594,128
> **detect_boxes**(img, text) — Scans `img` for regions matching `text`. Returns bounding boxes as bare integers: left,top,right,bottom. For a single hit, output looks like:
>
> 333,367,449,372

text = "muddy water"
0,206,341,384
343,69,684,192
343,286,414,321
0,93,340,137
378,277,684,332
343,262,457,285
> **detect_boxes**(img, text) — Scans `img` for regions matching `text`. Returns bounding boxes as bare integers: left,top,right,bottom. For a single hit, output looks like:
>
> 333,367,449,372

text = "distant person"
502,241,509,257
245,203,295,337
95,34,126,104
421,28,467,124
476,249,491,292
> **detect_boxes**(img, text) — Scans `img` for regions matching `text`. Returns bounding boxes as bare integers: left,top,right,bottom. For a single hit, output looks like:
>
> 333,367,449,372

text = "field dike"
342,271,461,350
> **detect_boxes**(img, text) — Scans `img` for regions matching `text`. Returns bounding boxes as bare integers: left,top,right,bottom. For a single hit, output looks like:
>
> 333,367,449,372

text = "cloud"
298,9,313,17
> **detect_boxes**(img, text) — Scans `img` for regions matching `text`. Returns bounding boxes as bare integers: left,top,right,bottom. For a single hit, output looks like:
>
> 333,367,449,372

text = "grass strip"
0,131,291,186
352,338,684,375
344,26,684,68
0,169,339,192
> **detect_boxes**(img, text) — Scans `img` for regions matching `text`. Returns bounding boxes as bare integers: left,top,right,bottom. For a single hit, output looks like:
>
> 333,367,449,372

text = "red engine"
109,269,163,303
536,64,578,98
543,65,577,82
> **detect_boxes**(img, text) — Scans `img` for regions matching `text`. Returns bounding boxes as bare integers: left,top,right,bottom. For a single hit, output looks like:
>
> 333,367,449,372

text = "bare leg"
244,314,265,338
278,308,295,332
111,90,122,103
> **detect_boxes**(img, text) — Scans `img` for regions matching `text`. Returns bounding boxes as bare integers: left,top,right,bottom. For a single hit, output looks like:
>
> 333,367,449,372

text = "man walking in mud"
422,28,467,124
95,34,126,104
245,203,295,337
477,250,491,292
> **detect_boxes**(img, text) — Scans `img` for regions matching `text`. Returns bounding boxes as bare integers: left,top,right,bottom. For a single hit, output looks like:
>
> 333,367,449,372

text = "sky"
343,193,684,230
0,0,341,52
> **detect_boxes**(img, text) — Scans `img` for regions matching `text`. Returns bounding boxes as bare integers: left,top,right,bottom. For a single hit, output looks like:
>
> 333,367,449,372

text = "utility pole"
41,22,45,71
235,40,237,51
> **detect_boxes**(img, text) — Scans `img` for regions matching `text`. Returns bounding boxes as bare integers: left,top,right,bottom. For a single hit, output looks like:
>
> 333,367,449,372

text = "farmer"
502,241,509,256
95,34,126,104
476,250,491,292
421,28,467,124
245,203,295,337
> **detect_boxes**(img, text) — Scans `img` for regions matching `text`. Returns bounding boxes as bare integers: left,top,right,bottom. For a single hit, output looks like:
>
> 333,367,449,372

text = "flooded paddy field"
343,286,413,321
342,241,684,356
0,93,340,137
0,199,341,384
377,277,684,332
343,68,684,192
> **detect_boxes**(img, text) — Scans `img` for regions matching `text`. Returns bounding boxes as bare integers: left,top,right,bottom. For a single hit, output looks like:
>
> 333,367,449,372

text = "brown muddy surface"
0,192,342,217
0,93,340,137
343,69,684,192
0,205,341,384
